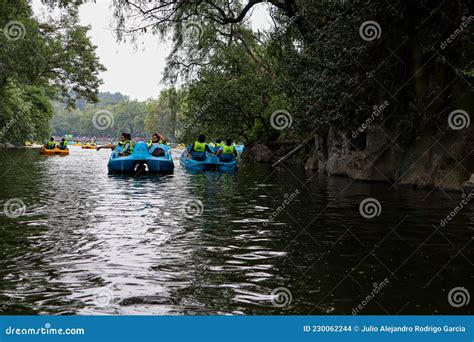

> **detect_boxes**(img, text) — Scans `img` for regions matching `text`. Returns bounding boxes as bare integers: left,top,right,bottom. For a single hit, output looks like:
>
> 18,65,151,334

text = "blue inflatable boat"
108,141,174,174
179,150,237,172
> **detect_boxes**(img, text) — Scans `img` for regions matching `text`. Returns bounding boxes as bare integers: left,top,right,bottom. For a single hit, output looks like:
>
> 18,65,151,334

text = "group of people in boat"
96,132,168,157
44,137,68,150
187,135,238,162
46,132,238,162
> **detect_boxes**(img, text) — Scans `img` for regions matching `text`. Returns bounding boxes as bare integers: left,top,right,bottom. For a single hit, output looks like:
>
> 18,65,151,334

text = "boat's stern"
108,141,174,174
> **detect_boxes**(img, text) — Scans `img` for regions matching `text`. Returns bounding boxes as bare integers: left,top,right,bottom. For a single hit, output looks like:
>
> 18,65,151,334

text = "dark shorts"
151,148,165,157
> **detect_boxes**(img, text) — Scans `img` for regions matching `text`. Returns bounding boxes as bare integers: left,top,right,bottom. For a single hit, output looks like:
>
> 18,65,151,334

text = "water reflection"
0,146,472,315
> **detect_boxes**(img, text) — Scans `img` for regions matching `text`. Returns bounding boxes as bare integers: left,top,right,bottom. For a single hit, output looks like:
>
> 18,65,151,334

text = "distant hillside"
51,92,148,138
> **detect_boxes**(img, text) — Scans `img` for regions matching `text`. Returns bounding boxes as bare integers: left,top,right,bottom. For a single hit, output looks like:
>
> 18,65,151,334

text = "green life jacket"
118,140,134,153
47,141,56,148
222,145,235,155
215,142,223,148
193,141,206,152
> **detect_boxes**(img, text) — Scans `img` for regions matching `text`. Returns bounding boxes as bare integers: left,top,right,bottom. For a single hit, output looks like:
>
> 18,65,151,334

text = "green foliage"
52,92,149,138
6,0,471,146
0,79,53,143
144,88,184,142
0,0,104,144
110,0,473,147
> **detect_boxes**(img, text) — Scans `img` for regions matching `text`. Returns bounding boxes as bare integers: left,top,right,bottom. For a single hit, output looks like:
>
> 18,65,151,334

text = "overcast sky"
34,1,273,101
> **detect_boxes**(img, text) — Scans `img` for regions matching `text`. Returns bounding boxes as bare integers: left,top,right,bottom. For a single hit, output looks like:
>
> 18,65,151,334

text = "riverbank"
243,124,474,193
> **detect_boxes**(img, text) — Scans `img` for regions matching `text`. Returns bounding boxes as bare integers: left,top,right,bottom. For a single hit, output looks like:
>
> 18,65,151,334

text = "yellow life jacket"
193,141,206,152
118,140,134,153
222,145,234,155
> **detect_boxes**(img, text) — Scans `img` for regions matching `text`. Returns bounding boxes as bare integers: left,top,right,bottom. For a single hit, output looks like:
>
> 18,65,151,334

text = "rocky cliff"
243,123,474,192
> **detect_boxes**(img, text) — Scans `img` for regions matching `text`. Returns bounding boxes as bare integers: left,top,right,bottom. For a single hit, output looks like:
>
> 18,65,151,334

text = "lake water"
0,146,472,314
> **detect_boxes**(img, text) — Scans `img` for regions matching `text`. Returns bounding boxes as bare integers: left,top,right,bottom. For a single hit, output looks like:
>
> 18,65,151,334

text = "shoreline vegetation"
1,1,472,192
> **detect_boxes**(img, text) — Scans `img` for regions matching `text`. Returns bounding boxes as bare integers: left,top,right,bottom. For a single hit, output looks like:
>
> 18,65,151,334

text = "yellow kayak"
40,147,70,155
71,142,82,146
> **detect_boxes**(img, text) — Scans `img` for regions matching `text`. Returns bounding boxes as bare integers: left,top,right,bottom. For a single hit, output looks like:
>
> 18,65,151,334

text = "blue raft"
179,150,237,172
108,141,174,174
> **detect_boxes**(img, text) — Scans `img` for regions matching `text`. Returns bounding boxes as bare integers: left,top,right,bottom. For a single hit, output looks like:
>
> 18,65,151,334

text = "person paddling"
187,134,213,161
147,132,166,157
44,137,56,150
148,132,167,147
97,132,134,156
155,131,167,144
215,138,238,162
212,138,223,153
57,138,68,150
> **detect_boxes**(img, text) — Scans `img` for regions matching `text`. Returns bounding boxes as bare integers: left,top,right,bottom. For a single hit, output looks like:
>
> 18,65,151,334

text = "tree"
145,88,184,142
0,0,105,143
51,92,153,138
